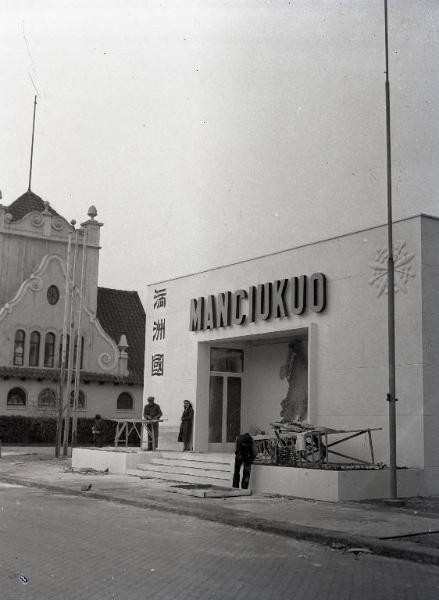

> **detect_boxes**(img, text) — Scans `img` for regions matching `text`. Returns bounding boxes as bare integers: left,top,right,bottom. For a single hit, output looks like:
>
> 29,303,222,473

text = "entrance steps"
127,451,235,487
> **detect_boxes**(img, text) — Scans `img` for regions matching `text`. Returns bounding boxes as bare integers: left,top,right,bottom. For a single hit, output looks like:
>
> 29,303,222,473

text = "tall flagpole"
28,95,37,192
71,227,87,448
56,225,74,457
384,0,397,500
62,229,79,456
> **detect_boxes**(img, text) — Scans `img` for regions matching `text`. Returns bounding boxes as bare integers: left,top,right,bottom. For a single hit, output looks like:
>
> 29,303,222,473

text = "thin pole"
62,230,79,456
28,95,37,192
56,227,73,458
384,0,397,499
71,228,87,448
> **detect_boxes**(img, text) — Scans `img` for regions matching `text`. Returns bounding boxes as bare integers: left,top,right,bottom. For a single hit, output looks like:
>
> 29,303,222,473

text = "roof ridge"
96,288,145,383
6,190,61,222
98,286,139,294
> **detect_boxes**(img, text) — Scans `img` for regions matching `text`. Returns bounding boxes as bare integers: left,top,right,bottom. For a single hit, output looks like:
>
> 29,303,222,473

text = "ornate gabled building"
0,190,145,420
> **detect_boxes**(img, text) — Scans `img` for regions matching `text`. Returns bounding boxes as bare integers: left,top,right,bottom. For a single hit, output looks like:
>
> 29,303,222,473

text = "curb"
2,474,439,566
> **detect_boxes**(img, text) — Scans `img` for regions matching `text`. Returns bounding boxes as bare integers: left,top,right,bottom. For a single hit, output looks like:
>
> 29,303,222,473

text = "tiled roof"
6,190,60,222
0,366,129,384
96,287,145,384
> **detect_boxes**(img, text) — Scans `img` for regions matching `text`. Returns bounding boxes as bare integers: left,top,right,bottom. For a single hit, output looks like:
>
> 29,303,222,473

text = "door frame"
208,371,242,453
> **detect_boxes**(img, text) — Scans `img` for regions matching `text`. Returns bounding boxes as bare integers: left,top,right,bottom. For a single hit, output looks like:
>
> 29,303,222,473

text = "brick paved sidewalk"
2,446,439,566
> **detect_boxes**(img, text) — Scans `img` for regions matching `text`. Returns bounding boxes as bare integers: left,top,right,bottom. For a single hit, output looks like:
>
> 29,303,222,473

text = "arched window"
38,388,57,408
29,331,41,367
70,390,86,410
117,392,134,411
44,333,56,367
13,330,25,366
7,387,27,407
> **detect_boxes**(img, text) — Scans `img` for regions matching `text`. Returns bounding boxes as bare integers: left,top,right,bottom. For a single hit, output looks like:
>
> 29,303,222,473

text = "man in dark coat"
143,396,163,450
233,432,257,489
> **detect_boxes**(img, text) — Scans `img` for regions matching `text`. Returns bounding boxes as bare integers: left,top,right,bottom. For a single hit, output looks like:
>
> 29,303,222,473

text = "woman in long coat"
178,400,194,451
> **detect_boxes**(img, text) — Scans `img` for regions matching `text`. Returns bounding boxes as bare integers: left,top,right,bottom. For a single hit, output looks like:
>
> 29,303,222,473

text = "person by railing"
143,396,163,450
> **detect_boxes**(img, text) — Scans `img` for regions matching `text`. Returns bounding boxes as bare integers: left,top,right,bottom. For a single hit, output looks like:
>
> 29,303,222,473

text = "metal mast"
71,227,87,448
55,227,74,457
384,0,397,499
62,230,80,456
28,95,37,192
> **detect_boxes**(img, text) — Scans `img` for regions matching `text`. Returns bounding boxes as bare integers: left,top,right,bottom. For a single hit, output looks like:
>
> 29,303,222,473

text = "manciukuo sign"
189,273,327,331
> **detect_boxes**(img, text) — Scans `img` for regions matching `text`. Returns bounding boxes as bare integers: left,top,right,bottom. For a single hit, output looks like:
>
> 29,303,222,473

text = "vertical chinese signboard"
151,288,166,376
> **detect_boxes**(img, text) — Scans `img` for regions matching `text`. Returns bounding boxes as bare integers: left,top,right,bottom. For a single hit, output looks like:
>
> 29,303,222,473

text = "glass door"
208,348,243,452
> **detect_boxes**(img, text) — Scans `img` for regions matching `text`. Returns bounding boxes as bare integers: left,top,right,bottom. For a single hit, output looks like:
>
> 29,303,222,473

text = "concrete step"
127,468,233,487
135,462,231,481
159,451,234,465
141,458,231,473
129,451,235,487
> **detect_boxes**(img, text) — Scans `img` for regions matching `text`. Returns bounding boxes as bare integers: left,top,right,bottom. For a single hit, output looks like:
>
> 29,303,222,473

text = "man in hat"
143,396,163,450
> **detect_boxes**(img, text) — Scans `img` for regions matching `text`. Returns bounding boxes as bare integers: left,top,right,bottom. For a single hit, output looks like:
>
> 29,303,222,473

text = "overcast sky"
1,0,438,302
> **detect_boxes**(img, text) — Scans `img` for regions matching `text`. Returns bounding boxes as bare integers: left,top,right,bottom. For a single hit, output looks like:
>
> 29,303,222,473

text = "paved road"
1,483,439,600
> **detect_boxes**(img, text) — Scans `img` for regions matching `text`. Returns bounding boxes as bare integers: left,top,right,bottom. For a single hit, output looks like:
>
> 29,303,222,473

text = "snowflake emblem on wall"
369,240,415,297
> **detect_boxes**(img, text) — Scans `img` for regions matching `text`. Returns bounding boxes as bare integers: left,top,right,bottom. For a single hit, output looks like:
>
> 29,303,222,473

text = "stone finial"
81,205,103,243
118,334,129,352
118,334,129,377
87,205,98,220
4,213,12,223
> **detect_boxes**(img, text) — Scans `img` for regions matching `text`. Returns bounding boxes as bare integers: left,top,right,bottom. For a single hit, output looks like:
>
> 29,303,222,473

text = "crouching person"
233,433,257,489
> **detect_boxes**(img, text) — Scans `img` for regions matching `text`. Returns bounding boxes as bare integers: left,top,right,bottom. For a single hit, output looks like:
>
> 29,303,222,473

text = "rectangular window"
226,377,241,443
44,333,55,367
208,376,223,443
210,348,243,373
13,330,25,366
29,332,41,367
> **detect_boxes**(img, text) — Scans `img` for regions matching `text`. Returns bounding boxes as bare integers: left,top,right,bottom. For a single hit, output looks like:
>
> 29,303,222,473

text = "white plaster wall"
243,342,291,434
0,213,100,315
144,282,200,428
0,217,144,427
0,255,121,377
0,378,142,421
0,227,67,307
72,448,143,473
421,217,439,470
0,256,68,367
145,216,426,467
251,465,424,501
251,464,340,502
74,384,143,420
338,468,424,501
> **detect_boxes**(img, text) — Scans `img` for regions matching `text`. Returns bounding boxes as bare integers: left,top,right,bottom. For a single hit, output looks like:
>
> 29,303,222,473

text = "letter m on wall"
189,297,205,331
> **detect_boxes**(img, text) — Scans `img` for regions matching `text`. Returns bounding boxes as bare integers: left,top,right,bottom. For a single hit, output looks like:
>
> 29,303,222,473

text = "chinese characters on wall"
151,353,164,376
153,288,167,309
151,288,166,376
152,318,165,341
